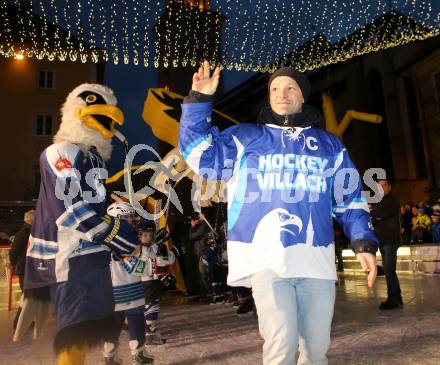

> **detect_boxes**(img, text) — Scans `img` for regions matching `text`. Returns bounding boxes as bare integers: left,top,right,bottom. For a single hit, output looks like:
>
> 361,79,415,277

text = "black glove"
159,273,177,288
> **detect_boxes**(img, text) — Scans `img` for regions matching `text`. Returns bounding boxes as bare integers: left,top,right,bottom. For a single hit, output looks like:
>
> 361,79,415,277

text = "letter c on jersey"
306,137,318,151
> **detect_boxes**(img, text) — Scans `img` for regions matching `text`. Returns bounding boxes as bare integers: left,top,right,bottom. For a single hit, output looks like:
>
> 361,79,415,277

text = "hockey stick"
114,130,134,206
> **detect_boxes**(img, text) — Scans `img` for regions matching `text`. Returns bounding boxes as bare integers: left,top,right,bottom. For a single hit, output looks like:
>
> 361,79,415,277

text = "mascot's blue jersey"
26,141,110,288
179,102,378,286
24,141,114,331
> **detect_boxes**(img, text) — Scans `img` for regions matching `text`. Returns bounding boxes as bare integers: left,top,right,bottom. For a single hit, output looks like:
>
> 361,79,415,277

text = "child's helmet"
107,202,135,217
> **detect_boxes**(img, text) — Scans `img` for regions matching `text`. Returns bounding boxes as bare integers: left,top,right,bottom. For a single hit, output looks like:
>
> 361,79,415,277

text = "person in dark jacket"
400,204,412,244
370,179,403,310
10,210,34,289
9,209,35,329
188,212,211,298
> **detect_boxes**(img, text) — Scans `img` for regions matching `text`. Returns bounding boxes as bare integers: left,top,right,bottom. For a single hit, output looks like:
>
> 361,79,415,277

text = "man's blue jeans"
251,269,335,365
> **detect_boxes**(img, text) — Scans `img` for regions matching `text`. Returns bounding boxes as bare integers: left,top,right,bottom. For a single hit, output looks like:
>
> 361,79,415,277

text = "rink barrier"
342,244,440,274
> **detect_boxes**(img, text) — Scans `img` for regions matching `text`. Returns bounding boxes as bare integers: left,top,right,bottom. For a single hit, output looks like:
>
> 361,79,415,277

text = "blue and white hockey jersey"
179,102,378,287
111,249,147,311
109,244,176,311
25,141,137,332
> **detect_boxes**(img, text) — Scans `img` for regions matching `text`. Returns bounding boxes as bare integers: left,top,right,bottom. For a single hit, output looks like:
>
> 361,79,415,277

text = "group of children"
103,202,175,365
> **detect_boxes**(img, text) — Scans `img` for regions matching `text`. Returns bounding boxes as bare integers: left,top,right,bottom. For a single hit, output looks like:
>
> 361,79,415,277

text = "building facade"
0,56,103,201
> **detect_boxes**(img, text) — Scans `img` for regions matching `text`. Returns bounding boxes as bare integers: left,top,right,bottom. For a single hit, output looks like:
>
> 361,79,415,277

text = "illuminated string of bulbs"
180,0,192,67
253,0,269,71
0,0,14,57
121,0,130,64
0,0,438,73
110,0,119,64
220,0,233,70
131,0,140,65
76,1,88,63
96,0,108,62
228,0,244,70
141,0,152,67
50,0,66,61
238,0,252,70
85,0,99,63
63,0,77,62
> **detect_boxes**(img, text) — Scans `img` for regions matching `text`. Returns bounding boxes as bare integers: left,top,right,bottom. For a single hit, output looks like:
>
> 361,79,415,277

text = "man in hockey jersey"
24,84,140,365
179,61,378,365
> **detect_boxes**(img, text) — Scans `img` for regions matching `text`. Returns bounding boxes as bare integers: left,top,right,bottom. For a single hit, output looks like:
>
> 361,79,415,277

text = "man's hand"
192,60,221,95
356,252,377,287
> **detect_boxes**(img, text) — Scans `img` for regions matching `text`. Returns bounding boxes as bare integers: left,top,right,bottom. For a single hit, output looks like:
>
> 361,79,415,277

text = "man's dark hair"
377,178,392,185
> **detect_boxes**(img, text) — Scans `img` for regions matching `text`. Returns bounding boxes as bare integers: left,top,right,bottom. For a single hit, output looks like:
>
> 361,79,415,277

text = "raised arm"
178,61,242,181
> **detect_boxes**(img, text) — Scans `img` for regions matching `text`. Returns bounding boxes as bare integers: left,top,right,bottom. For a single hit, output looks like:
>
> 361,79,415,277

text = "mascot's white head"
53,83,124,161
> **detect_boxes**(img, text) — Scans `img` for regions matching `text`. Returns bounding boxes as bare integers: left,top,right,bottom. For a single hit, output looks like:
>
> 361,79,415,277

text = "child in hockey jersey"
102,202,153,365
200,232,226,304
138,221,175,346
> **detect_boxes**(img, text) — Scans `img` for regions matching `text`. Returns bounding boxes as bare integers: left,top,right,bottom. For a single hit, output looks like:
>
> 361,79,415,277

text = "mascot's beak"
76,104,124,139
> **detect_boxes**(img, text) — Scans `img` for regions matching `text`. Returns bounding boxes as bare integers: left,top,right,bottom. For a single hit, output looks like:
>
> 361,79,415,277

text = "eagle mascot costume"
23,84,140,365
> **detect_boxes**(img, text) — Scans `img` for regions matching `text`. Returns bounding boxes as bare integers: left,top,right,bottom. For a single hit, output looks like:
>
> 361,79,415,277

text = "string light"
50,0,66,61
228,1,243,70
15,0,27,58
238,0,251,70
132,0,140,65
84,0,99,63
75,1,88,63
121,0,130,64
190,4,201,67
211,5,222,67
263,0,280,71
220,0,233,70
253,0,269,71
97,0,109,62
163,1,172,68
141,0,152,67
153,0,162,68
63,0,77,62
0,0,14,57
179,0,191,67
0,0,438,71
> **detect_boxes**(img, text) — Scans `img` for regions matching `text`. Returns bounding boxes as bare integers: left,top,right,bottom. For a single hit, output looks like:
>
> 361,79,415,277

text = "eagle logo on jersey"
253,208,303,248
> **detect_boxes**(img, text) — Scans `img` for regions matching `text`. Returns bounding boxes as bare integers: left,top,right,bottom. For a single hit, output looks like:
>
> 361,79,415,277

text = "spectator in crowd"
411,207,432,243
234,287,254,316
188,212,211,299
431,204,440,243
411,205,419,220
10,209,34,290
370,179,403,310
9,209,35,330
400,205,412,244
200,232,226,304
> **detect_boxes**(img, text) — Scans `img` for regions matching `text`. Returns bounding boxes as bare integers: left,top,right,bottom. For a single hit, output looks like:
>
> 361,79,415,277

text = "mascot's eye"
278,213,288,221
85,94,97,103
